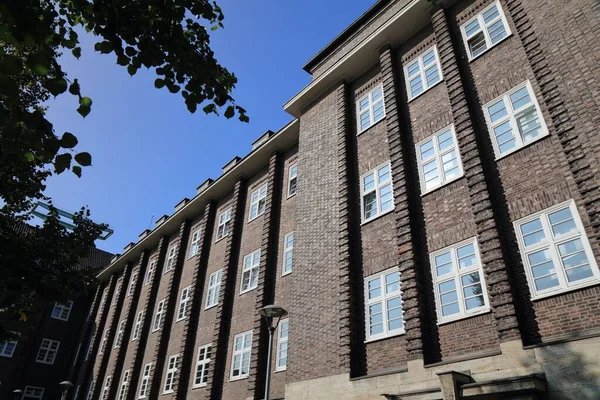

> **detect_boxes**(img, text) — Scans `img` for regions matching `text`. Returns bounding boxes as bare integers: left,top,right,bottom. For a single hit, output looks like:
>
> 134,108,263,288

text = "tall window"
0,338,17,357
431,238,489,323
216,208,232,241
276,319,289,371
114,320,126,348
230,331,252,380
132,311,144,341
360,162,394,223
144,259,157,285
241,250,261,294
249,183,267,221
416,125,463,193
99,331,108,354
283,232,294,275
73,385,81,400
483,80,548,158
405,46,442,100
357,85,386,133
365,268,404,341
100,376,112,400
85,335,94,360
73,342,81,366
117,370,130,400
515,200,600,299
205,270,222,309
189,228,202,257
163,354,179,394
138,363,152,398
164,244,178,273
112,280,122,305
23,387,44,400
287,163,298,197
152,299,166,332
127,270,138,296
176,286,191,322
193,344,212,388
461,1,511,60
85,381,94,400
36,338,60,364
51,301,73,321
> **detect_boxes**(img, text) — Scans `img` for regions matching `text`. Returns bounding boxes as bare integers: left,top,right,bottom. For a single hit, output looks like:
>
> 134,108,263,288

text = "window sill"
248,212,265,224
357,118,386,137
282,270,292,277
274,367,287,373
239,287,257,296
530,279,600,302
175,317,186,323
215,235,229,244
187,254,198,261
35,361,55,365
365,330,405,344
407,79,444,103
286,192,297,200
467,34,513,63
191,384,208,390
162,390,174,395
205,303,218,311
361,208,394,226
437,308,491,326
229,375,249,382
420,175,465,197
494,132,550,161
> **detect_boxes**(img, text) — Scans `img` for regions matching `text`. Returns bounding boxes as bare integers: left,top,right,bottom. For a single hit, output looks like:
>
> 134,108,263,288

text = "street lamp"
12,389,23,400
59,381,74,400
259,305,287,400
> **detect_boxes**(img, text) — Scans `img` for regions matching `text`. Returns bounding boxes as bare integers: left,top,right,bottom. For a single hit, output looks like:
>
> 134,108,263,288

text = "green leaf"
63,39,77,49
224,105,235,119
54,153,72,174
117,55,129,66
0,55,23,75
72,47,82,59
0,75,18,97
77,97,93,118
26,53,51,75
202,104,217,114
74,152,92,166
166,83,180,93
211,25,219,31
127,64,138,76
154,79,165,89
94,41,113,54
60,132,78,149
68,79,81,96
72,166,82,178
125,46,137,57
24,152,35,162
45,78,68,96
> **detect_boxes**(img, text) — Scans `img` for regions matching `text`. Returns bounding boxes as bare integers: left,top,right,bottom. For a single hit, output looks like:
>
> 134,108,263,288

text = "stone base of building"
284,336,600,399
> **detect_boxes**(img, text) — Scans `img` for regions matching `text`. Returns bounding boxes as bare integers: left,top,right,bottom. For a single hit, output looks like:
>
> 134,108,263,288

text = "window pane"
425,65,441,87
465,296,486,310
435,252,453,276
517,108,542,143
422,50,436,66
488,99,508,123
385,272,400,293
558,238,584,257
407,60,420,77
457,244,476,269
377,165,390,183
535,274,559,291
487,20,507,44
461,272,481,288
521,219,545,246
442,302,460,316
440,290,458,305
363,192,378,219
410,77,424,97
359,97,369,111
437,129,453,150
373,101,385,122
483,5,500,23
420,140,434,160
566,265,594,282
380,183,393,213
439,279,456,295
368,279,381,299
469,32,487,57
509,87,531,110
548,208,576,236
372,87,383,101
363,173,375,192
562,251,589,270
465,19,481,37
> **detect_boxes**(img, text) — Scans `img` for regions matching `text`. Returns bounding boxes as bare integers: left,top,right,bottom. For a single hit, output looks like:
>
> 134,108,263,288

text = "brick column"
248,152,283,399
70,284,103,384
430,4,520,342
175,202,216,400
206,177,246,400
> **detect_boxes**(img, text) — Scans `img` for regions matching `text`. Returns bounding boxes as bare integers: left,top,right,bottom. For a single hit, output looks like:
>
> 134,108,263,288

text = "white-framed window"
144,259,157,285
357,85,386,133
138,363,152,399
404,46,443,100
189,228,202,258
240,249,261,294
193,344,212,388
431,238,490,323
36,338,59,364
176,286,191,322
152,299,166,332
205,269,222,309
461,0,511,60
515,200,600,299
117,370,130,400
416,125,463,193
85,381,94,400
163,354,179,394
249,183,267,221
287,163,298,197
23,386,44,400
114,320,126,348
51,301,73,321
360,161,394,223
164,244,178,273
99,331,108,354
483,80,548,159
132,311,144,341
100,376,112,400
73,342,81,366
230,331,252,380
113,280,122,305
85,335,94,361
0,338,17,358
276,319,289,371
216,208,232,241
127,270,138,296
283,232,294,275
364,268,404,341
73,385,81,400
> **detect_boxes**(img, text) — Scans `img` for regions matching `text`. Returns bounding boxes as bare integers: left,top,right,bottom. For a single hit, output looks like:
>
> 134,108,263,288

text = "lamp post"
12,389,23,400
259,305,287,400
59,381,74,400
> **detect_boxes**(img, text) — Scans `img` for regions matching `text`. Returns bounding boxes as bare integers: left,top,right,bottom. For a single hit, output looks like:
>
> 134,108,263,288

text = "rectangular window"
461,1,511,60
193,344,212,388
360,162,394,223
164,244,178,273
73,385,81,400
127,270,138,296
152,299,166,332
100,376,112,400
249,183,267,221
405,46,443,100
189,228,202,258
163,354,179,394
230,331,252,380
283,232,294,275
112,280,122,305
99,331,108,354
357,85,386,133
85,335,94,361
176,286,191,322
23,386,44,400
515,200,600,299
417,125,463,193
118,370,130,400
365,268,404,341
51,301,73,321
85,381,94,400
138,363,152,399
484,80,548,158
114,320,126,348
431,238,489,323
241,250,261,294
205,270,222,309
287,163,298,197
144,259,157,285
216,208,232,241
36,338,60,364
0,339,17,358
132,311,144,341
73,342,81,366
276,319,289,371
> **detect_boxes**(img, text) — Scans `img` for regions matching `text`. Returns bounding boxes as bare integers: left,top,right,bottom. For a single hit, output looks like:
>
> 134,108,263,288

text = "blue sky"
43,0,373,254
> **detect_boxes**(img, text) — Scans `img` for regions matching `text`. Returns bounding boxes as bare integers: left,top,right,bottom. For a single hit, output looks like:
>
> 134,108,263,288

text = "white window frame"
205,269,222,309
127,269,138,296
152,299,166,332
85,380,94,400
51,301,73,321
73,385,81,400
483,80,549,159
189,228,202,258
364,268,405,342
36,338,60,365
240,249,261,294
117,370,130,400
100,375,112,400
99,331,108,355
356,84,386,134
132,311,144,341
114,319,126,348
287,163,298,198
144,259,157,286
230,331,252,380
515,200,600,300
163,354,179,394
249,183,268,221
416,125,464,194
192,344,212,388
275,319,289,371
176,286,191,322
164,244,178,274
216,208,232,242
460,0,512,61
73,342,81,366
283,232,294,276
0,338,17,358
85,335,94,361
360,161,395,224
23,386,44,400
404,45,443,101
138,363,152,399
431,237,490,324
112,280,122,305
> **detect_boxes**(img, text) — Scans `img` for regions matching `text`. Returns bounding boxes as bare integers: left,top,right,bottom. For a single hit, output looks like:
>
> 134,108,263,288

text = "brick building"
31,0,600,398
